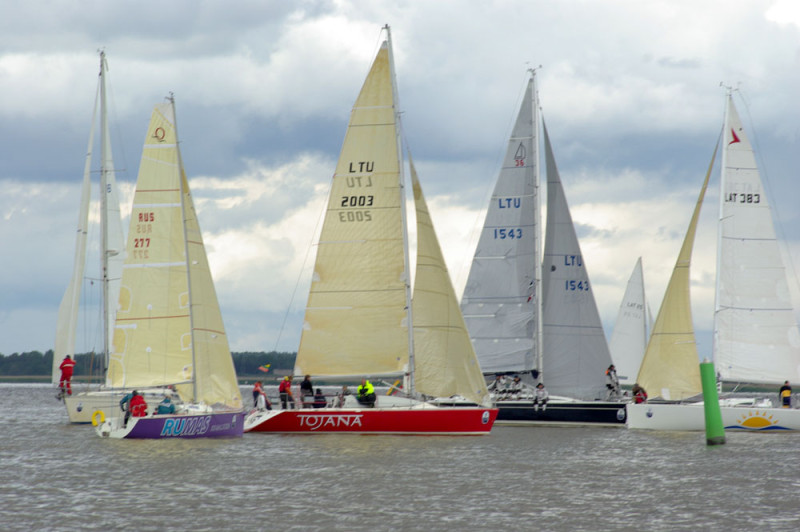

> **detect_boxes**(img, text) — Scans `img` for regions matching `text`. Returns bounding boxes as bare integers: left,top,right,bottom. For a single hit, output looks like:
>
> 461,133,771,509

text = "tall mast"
531,69,544,382
99,50,111,370
384,24,416,394
172,94,198,402
711,88,730,367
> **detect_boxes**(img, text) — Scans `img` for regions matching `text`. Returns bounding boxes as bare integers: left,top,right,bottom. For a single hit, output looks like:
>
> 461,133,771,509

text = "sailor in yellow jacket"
357,379,376,408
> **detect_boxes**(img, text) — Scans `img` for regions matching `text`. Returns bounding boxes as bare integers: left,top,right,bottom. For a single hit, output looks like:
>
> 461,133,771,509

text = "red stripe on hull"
245,407,498,434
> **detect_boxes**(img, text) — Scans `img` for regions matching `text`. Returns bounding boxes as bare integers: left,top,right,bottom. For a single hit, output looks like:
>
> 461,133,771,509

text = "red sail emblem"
728,128,740,145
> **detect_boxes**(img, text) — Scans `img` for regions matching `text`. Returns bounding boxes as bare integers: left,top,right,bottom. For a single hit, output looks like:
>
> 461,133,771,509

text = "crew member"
279,376,294,410
58,355,77,397
357,378,376,408
780,380,792,408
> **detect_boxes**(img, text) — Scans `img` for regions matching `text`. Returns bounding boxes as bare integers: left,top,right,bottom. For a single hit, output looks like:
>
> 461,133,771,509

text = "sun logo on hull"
733,410,779,430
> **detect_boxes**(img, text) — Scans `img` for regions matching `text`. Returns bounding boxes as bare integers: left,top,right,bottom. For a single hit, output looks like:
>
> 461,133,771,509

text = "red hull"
245,407,498,435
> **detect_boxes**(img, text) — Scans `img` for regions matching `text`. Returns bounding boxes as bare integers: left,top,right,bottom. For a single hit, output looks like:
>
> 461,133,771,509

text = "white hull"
627,401,800,431
63,388,167,423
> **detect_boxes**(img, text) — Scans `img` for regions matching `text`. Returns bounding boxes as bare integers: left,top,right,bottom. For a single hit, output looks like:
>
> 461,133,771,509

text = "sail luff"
410,157,491,406
53,71,101,385
540,121,613,400
713,95,800,384
384,25,416,393
636,142,719,400
171,96,198,403
532,72,544,379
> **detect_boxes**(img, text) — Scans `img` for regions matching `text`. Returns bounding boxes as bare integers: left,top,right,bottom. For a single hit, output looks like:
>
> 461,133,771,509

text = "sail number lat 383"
339,195,373,223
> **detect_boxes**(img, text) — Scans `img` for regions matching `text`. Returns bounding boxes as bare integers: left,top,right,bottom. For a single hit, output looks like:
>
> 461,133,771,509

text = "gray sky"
1,0,799,358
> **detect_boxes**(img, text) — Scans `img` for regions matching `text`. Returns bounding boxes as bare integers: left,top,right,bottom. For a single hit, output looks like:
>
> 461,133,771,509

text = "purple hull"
122,411,244,439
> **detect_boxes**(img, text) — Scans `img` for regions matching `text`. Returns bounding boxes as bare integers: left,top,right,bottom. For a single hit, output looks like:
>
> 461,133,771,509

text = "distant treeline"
0,350,297,378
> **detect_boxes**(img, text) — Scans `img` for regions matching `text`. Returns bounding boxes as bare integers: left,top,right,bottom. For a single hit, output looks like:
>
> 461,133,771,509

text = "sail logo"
298,414,364,431
160,416,212,437
513,142,526,167
153,127,166,142
728,128,740,145
728,411,789,431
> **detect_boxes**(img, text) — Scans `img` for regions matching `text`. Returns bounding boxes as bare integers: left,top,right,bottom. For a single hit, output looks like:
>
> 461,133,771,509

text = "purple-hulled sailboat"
95,97,244,439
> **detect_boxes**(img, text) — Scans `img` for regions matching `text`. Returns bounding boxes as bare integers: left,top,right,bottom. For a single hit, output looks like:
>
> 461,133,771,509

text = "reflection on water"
2,384,800,531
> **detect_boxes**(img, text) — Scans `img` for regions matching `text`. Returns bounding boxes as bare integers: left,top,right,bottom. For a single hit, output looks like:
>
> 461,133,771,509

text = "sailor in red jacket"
58,355,77,397
129,391,148,417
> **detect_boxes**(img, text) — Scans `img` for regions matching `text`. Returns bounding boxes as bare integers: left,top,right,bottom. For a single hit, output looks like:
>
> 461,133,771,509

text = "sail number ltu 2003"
339,163,375,223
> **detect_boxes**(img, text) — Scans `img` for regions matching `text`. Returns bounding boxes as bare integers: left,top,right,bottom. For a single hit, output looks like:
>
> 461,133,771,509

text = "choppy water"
2,383,799,531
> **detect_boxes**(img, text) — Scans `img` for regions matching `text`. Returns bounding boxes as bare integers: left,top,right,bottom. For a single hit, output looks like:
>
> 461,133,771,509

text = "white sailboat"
628,93,800,431
55,51,127,423
609,257,650,385
96,97,244,439
244,26,497,434
460,71,625,426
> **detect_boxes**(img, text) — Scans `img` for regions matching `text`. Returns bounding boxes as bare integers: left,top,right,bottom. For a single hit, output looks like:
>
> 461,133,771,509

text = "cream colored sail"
294,42,409,378
637,143,719,400
410,158,491,407
109,101,241,409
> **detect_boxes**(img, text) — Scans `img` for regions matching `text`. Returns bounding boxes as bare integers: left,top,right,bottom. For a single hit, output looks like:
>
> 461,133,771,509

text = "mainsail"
294,42,410,379
713,95,800,385
108,101,241,410
53,51,125,386
460,75,540,375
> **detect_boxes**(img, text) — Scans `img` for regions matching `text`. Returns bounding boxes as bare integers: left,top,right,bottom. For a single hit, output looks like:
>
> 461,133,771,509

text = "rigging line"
271,172,329,353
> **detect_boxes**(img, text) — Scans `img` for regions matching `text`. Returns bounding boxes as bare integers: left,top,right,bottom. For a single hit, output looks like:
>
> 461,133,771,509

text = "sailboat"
609,257,651,385
95,97,244,439
627,92,800,431
244,26,497,435
55,51,128,423
460,71,626,426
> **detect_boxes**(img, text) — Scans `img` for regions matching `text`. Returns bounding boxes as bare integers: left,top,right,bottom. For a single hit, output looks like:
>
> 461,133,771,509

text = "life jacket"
130,395,148,417
279,379,292,393
358,381,375,396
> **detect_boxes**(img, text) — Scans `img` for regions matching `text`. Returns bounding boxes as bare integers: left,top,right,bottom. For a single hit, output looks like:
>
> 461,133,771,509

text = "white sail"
609,257,648,385
713,96,800,384
53,51,125,385
541,122,613,400
410,158,491,407
108,101,242,410
637,144,718,400
461,74,540,375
